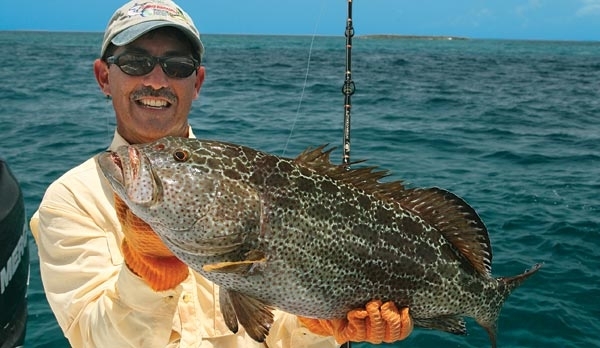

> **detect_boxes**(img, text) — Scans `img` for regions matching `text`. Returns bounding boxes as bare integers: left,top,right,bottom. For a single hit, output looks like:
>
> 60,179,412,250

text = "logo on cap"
126,2,189,24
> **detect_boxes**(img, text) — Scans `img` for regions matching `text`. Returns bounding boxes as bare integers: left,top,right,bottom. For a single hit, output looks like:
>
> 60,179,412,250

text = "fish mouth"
98,149,133,188
97,147,159,206
110,152,124,182
98,151,125,189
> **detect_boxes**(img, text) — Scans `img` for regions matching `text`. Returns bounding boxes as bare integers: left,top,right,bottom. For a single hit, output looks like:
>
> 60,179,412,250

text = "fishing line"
105,95,112,142
282,3,361,347
341,2,355,348
281,1,327,157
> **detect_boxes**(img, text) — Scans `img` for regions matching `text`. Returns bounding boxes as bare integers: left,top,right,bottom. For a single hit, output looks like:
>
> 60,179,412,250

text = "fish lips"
97,147,159,207
98,151,123,184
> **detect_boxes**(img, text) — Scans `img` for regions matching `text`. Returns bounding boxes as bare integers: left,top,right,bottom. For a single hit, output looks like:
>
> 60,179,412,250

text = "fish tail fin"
477,263,542,348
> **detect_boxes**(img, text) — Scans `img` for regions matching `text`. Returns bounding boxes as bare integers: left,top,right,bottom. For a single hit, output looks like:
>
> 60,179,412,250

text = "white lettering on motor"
0,223,27,295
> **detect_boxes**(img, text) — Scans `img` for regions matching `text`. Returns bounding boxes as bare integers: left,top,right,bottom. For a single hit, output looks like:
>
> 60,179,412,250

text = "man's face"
95,28,205,144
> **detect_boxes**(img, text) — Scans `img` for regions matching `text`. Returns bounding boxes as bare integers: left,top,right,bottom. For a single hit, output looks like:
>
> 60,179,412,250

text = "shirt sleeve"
30,158,182,348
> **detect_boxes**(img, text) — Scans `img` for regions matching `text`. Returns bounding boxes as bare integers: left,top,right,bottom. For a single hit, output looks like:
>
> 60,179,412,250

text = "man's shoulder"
46,155,106,196
57,156,102,182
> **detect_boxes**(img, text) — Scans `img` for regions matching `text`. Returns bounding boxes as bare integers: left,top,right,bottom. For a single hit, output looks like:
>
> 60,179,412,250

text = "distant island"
357,34,469,41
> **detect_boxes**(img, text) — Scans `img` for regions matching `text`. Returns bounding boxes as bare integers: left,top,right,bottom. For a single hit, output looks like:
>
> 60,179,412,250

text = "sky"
1,0,600,41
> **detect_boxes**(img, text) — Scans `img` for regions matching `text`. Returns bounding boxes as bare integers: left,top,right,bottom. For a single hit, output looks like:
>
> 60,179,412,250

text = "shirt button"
182,293,191,303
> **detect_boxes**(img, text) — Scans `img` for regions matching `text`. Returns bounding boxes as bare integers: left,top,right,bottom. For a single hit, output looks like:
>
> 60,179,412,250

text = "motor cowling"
0,159,29,348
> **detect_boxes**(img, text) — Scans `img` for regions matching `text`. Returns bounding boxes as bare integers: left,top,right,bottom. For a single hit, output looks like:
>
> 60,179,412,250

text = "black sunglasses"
106,53,200,78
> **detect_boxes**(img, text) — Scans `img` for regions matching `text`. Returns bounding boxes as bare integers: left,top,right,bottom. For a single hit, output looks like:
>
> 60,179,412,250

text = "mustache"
131,87,177,104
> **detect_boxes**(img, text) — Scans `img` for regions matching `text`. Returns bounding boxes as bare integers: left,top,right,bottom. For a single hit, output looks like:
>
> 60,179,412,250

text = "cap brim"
111,20,204,56
113,20,177,45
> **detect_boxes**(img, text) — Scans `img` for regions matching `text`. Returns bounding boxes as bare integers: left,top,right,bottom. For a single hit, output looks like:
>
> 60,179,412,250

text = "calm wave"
1,31,598,347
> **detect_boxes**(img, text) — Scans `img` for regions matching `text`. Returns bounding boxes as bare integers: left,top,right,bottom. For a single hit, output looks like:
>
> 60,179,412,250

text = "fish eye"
173,148,190,162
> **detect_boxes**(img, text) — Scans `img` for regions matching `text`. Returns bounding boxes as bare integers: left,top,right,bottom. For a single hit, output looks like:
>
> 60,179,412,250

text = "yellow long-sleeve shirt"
30,129,337,348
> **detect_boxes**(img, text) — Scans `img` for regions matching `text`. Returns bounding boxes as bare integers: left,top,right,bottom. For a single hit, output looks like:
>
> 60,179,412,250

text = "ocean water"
0,31,598,347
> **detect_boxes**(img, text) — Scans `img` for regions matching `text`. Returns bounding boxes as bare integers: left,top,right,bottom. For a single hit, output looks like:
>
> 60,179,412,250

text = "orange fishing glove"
114,194,189,291
298,300,413,344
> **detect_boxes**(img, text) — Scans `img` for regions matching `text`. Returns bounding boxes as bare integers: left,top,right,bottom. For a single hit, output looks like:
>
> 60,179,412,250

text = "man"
30,1,412,347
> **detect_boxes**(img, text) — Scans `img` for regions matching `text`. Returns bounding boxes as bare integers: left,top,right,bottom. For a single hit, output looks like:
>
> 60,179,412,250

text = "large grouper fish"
97,136,541,347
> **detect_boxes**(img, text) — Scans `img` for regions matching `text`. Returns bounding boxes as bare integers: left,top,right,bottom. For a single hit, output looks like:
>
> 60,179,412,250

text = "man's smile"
136,97,170,108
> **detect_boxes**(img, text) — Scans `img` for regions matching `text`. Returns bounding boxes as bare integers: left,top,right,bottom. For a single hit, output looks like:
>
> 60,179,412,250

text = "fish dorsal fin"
294,147,492,275
294,146,406,194
398,187,492,276
219,289,274,342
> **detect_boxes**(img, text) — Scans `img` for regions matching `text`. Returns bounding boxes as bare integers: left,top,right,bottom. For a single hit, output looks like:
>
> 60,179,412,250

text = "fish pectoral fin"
413,315,467,335
224,289,275,342
202,260,260,274
202,250,267,275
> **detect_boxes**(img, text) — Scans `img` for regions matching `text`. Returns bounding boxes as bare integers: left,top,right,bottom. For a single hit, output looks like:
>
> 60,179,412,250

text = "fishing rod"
341,2,354,348
342,0,356,168
342,4,354,348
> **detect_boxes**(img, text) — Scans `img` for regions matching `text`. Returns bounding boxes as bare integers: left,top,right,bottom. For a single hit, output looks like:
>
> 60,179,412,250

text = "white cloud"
577,0,600,16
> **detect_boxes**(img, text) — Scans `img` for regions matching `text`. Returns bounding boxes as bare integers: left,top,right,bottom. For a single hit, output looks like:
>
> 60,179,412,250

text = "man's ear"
194,66,206,99
94,59,111,97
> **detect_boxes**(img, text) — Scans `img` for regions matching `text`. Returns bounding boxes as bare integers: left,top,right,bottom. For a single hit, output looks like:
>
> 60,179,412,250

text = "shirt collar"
108,126,196,151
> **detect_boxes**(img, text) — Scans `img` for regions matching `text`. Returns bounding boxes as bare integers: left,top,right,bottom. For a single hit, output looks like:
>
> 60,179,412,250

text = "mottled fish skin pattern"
97,136,541,347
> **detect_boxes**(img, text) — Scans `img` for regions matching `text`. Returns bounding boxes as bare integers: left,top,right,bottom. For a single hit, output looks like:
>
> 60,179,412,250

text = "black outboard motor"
0,160,29,348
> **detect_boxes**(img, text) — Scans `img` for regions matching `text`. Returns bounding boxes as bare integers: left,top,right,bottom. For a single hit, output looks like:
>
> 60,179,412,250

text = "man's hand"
114,194,188,291
298,300,413,344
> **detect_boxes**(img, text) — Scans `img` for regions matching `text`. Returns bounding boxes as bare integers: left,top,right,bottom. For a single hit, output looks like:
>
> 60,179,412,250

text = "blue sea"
0,31,598,347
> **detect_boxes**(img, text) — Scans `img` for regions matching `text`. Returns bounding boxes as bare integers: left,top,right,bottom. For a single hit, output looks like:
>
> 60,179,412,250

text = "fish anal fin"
400,187,493,276
202,250,267,275
227,290,274,342
414,315,467,335
219,288,239,334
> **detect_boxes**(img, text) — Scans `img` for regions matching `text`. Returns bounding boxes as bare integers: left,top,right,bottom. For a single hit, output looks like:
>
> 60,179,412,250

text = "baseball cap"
101,0,204,59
